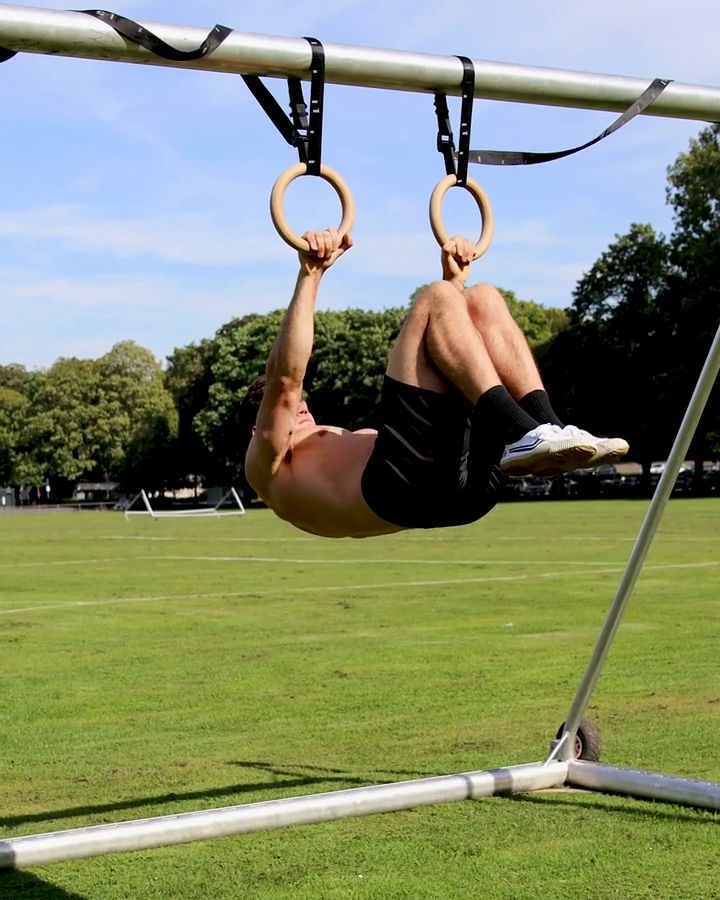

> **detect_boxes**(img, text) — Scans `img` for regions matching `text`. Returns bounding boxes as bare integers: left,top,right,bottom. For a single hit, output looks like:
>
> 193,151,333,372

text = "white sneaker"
499,424,596,477
561,425,629,467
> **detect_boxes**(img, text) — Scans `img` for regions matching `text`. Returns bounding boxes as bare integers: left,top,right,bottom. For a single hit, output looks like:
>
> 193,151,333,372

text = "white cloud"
0,205,288,266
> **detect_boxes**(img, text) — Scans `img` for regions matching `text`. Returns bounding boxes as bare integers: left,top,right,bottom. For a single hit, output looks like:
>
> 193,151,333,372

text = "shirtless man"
243,229,628,538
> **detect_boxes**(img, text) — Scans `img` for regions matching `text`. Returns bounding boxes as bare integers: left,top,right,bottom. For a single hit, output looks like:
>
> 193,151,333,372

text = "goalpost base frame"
1,759,718,869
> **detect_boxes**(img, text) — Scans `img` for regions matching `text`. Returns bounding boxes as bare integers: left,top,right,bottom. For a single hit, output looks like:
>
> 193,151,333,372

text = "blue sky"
1,0,718,369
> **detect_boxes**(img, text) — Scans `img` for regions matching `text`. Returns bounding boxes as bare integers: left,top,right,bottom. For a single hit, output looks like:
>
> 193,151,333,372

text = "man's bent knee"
412,280,468,315
463,282,503,305
464,283,512,323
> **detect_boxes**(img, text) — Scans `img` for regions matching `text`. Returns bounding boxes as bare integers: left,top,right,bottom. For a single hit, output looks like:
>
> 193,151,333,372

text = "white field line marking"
102,536,317,542
0,558,131,570
0,576,527,615
0,561,717,618
102,534,718,543
139,556,629,566
0,556,632,571
461,535,719,542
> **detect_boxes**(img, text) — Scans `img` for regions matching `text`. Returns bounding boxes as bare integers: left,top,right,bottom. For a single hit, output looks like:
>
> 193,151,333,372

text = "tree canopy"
0,343,176,495
544,123,720,474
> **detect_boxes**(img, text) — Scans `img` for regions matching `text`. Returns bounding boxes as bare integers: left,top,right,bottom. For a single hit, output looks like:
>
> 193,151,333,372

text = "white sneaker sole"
500,439,596,477
587,439,630,466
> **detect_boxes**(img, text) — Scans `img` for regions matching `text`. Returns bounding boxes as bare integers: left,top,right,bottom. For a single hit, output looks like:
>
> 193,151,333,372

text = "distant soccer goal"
123,488,245,520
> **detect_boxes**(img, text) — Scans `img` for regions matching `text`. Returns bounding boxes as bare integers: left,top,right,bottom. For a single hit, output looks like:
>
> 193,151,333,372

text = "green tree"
95,341,178,487
309,307,407,430
500,289,569,351
164,339,217,491
119,413,178,494
11,344,177,497
665,124,720,467
541,127,720,484
0,365,31,486
0,363,29,392
0,386,28,485
22,358,101,495
194,311,285,484
544,224,673,479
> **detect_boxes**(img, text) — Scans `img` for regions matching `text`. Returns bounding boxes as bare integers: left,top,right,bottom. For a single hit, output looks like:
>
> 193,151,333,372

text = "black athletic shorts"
361,375,506,529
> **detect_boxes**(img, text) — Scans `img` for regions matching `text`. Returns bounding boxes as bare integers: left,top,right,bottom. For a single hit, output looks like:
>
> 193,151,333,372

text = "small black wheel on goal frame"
555,719,602,762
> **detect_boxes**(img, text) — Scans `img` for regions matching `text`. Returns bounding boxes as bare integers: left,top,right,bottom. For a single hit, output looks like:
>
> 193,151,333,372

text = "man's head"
238,375,315,440
294,397,316,430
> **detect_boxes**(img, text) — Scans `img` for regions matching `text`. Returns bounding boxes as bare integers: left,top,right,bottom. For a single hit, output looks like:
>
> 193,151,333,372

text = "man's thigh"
385,291,450,392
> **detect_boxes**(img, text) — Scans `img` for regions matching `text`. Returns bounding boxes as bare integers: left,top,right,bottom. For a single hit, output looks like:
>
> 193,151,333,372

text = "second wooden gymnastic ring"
428,174,495,260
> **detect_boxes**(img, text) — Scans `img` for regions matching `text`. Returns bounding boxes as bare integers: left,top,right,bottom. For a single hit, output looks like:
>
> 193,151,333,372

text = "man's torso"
249,426,404,538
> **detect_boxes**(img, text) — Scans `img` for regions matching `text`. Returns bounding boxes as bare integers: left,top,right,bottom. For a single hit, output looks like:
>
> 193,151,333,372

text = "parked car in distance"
503,477,553,499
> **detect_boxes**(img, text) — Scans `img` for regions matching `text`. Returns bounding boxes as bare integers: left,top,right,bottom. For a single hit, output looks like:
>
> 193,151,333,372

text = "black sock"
474,385,540,445
518,389,564,428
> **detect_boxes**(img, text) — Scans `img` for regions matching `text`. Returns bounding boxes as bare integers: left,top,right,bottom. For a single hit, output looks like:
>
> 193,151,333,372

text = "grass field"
1,499,718,899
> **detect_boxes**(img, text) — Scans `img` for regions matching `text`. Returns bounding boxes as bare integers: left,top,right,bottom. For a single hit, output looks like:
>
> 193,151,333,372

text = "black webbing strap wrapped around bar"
243,74,299,145
242,38,326,172
467,78,672,166
78,10,233,61
302,38,324,174
434,56,475,185
455,57,475,186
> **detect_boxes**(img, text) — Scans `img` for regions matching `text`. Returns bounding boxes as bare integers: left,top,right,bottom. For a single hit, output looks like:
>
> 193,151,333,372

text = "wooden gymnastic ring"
270,162,356,252
428,174,495,260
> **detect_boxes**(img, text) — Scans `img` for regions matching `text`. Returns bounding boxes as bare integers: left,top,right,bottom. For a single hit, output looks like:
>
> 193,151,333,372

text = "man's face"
295,398,316,430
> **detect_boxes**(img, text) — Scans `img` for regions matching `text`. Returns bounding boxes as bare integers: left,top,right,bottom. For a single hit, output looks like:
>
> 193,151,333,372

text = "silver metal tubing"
558,321,720,760
0,761,567,868
568,761,720,811
1,4,720,120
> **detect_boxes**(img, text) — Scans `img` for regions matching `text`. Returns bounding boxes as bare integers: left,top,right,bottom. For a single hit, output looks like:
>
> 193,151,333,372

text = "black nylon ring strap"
241,38,325,172
467,77,672,166
303,38,325,175
434,92,456,177
78,10,233,61
433,56,475,185
287,77,309,140
242,74,299,146
0,48,16,63
455,56,475,186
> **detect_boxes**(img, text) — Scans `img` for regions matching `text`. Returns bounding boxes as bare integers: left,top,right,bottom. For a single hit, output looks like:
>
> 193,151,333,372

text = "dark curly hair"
238,375,266,440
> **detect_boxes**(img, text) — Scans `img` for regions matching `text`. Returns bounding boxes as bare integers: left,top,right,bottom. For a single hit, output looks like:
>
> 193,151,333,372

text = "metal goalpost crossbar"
1,3,720,119
1,2,719,870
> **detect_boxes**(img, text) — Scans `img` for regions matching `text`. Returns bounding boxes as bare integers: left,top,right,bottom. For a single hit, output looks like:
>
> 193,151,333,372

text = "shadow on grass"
0,870,88,898
508,790,719,824
1,760,435,830
229,759,436,780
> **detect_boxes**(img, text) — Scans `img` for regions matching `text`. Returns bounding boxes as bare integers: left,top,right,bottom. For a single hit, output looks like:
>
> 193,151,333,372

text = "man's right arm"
245,268,322,494
245,229,352,495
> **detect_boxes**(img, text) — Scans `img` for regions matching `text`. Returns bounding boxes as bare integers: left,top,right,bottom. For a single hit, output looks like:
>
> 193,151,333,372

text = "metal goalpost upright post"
1,1,719,869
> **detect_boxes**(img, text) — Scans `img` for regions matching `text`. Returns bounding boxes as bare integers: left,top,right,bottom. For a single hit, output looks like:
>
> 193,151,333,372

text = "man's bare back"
249,425,403,538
